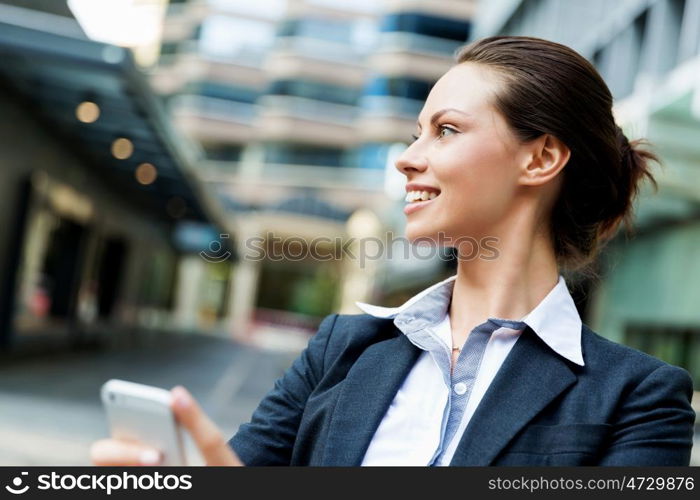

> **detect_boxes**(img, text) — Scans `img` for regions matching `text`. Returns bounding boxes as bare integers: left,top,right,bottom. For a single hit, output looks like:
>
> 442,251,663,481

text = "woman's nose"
395,146,428,176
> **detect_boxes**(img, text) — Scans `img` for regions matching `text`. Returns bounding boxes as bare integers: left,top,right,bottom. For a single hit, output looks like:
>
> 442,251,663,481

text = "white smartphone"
100,379,187,466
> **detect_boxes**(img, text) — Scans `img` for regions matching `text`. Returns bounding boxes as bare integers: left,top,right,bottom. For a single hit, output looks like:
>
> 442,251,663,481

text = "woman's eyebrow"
416,108,471,129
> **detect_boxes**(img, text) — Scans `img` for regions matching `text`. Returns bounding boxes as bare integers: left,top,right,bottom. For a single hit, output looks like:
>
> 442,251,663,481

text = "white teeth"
405,190,439,202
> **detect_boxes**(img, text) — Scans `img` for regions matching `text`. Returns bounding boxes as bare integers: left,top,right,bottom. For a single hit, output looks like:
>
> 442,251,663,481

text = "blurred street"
0,334,296,466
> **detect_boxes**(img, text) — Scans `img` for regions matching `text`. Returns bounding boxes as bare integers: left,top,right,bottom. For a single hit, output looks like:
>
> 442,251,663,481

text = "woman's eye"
439,126,457,138
410,126,456,143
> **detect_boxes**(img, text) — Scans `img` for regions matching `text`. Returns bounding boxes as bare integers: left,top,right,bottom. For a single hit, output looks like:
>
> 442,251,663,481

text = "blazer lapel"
449,326,579,465
322,324,422,465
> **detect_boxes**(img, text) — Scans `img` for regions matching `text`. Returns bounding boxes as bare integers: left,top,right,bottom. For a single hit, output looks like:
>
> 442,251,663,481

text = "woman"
91,36,696,466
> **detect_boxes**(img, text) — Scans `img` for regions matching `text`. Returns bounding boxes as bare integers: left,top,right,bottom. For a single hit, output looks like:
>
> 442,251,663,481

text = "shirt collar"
355,274,584,366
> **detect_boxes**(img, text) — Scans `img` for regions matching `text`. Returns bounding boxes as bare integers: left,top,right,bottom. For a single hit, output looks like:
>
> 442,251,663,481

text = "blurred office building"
475,0,700,423
151,0,475,347
0,2,232,353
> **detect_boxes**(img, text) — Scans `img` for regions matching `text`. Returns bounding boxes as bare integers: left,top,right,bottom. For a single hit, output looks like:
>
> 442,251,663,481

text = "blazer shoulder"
317,312,400,370
324,312,399,345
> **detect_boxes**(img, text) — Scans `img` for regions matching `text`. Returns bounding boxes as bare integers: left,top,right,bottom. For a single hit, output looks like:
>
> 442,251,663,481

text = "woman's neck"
448,214,559,347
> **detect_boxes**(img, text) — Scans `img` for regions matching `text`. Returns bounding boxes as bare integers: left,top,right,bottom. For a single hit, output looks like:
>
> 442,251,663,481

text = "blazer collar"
355,274,584,366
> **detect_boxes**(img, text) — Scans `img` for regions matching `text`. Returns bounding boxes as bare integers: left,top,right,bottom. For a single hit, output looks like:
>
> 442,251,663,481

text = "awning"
0,4,208,222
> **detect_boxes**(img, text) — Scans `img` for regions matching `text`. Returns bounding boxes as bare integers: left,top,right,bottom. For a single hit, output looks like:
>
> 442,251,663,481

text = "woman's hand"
90,385,244,466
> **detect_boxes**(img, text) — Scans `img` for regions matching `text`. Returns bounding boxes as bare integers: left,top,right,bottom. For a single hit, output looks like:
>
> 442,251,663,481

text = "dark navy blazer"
228,313,696,466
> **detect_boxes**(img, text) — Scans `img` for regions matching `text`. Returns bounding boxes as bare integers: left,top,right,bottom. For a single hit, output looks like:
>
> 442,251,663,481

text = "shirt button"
453,382,467,395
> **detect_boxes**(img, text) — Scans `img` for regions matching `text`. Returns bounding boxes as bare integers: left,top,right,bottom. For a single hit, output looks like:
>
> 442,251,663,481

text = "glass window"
263,143,348,167
184,81,259,104
380,12,471,42
363,76,432,101
255,256,341,320
202,143,243,162
354,142,392,170
159,41,180,56
276,18,354,44
267,79,360,106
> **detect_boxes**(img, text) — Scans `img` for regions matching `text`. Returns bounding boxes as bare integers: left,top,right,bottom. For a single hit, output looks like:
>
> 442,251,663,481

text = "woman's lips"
403,195,437,215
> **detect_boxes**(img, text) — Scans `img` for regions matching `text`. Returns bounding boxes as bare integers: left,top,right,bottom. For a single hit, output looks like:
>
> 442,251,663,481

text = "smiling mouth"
405,190,440,203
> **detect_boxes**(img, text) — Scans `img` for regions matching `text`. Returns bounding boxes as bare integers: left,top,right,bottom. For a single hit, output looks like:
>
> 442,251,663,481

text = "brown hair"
455,36,661,275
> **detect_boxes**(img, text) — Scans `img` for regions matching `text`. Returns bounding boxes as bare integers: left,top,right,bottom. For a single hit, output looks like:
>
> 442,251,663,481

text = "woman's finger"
170,386,243,466
90,438,163,466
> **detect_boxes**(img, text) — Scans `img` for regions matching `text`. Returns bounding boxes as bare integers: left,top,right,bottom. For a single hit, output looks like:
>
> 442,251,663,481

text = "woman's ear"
520,134,570,186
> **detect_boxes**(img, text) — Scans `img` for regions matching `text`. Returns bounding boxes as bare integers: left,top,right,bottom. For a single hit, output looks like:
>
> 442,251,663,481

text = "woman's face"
396,62,531,244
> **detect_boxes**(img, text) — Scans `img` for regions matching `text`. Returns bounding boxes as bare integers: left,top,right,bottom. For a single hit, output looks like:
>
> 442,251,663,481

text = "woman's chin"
404,223,441,244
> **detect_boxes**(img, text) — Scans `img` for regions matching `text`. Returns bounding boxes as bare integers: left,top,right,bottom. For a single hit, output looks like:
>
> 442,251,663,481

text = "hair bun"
615,124,631,158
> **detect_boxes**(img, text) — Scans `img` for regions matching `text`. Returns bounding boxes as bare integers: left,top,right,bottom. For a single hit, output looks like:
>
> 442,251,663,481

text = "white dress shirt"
355,273,584,466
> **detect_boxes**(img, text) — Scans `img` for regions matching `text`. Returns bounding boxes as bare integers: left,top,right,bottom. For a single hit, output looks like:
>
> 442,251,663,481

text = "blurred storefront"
0,3,230,353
